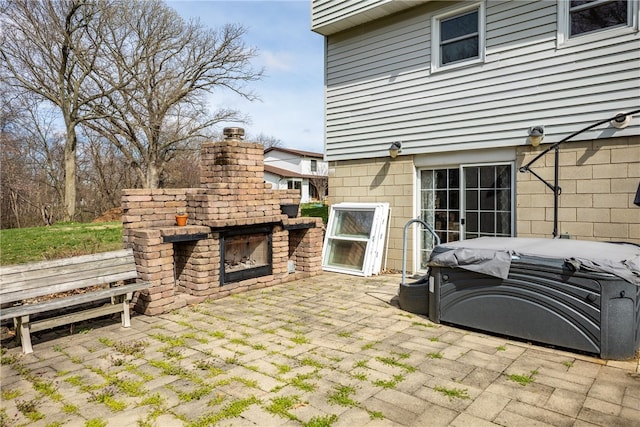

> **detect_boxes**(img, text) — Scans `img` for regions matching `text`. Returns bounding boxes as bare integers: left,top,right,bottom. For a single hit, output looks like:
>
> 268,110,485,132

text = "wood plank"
29,303,125,333
1,266,137,292
0,282,150,320
0,254,136,287
0,272,140,303
0,249,133,275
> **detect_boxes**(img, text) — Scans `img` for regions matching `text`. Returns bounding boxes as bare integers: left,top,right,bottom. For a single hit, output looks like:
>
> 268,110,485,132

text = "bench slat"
1,259,136,286
0,281,150,320
30,303,126,333
0,268,139,302
0,249,134,275
1,252,136,288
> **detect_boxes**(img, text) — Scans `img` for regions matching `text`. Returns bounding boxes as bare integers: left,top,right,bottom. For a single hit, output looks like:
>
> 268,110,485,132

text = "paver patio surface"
1,272,639,426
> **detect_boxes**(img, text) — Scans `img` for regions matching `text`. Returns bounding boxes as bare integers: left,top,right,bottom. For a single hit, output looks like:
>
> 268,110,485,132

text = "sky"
167,0,325,153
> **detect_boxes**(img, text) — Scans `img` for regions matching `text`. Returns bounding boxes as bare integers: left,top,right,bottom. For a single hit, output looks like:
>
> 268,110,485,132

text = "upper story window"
432,2,485,71
570,0,629,36
310,159,317,172
559,0,637,45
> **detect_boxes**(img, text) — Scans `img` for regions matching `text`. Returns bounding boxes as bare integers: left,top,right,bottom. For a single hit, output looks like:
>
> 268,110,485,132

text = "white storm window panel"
322,203,389,277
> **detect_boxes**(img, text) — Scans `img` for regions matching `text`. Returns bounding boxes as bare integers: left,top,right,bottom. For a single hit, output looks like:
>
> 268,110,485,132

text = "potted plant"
176,209,188,226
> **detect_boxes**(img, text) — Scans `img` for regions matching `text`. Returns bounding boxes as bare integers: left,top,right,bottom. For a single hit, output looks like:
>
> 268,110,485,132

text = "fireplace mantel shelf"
283,217,322,230
144,218,321,243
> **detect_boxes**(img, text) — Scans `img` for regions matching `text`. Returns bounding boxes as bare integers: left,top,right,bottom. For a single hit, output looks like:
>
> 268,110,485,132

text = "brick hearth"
122,129,323,315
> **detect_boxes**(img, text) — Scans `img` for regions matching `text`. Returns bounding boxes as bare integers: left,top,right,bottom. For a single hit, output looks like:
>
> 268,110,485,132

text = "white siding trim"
414,146,516,168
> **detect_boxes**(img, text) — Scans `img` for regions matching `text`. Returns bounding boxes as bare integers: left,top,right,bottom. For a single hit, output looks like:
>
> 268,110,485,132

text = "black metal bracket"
163,233,209,243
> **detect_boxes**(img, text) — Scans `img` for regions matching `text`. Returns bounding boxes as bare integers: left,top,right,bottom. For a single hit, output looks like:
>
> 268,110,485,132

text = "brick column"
130,229,176,315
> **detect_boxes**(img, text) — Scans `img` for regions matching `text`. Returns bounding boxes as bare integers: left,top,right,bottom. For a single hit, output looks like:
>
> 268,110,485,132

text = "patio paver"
1,272,639,426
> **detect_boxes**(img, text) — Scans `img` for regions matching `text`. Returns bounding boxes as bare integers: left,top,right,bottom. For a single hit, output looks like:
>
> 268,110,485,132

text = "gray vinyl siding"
312,0,429,36
323,0,640,161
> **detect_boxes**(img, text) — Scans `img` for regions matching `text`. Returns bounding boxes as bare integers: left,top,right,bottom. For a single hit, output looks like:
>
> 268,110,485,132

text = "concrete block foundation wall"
328,157,414,272
327,136,640,273
517,136,640,243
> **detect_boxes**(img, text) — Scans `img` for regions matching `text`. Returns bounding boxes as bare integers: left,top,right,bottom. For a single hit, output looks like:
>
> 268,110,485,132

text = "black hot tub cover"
428,237,640,286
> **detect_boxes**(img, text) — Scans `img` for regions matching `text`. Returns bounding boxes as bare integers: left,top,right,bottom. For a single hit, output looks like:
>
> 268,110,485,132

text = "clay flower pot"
176,213,188,226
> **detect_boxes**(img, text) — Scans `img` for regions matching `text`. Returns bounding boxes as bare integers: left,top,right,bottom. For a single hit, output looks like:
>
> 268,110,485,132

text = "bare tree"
0,0,112,221
251,132,283,149
84,0,262,188
0,85,66,227
77,129,140,219
308,163,329,203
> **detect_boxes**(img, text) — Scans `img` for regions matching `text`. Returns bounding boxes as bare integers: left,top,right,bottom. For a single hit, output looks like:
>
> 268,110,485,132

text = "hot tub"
427,237,640,360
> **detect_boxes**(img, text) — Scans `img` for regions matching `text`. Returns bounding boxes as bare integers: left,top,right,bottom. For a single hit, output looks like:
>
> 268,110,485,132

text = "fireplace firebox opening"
220,225,273,285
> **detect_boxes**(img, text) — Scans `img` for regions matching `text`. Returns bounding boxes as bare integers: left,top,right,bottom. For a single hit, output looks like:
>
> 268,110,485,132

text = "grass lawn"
0,205,328,266
0,222,123,266
301,203,329,223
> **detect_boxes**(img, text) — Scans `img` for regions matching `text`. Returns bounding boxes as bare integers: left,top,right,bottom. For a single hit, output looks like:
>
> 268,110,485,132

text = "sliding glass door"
418,163,513,270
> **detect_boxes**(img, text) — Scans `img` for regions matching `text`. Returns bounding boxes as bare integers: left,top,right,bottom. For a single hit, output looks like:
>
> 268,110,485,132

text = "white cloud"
260,50,295,72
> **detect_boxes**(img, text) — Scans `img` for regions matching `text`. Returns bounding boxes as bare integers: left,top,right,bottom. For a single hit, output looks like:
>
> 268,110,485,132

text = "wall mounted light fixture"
389,141,402,158
528,126,544,147
611,112,632,129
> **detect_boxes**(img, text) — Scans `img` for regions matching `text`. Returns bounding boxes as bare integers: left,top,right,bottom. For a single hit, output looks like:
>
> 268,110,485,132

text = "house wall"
264,171,313,204
328,157,415,272
322,0,640,161
264,150,304,172
328,136,640,273
517,136,640,243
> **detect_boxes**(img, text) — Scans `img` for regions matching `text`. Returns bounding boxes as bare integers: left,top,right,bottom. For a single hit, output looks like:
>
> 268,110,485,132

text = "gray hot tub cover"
428,237,640,286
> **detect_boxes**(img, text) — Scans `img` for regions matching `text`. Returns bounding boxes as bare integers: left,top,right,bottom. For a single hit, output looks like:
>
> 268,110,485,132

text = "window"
310,159,317,172
432,3,485,71
287,180,302,194
570,0,629,37
559,0,636,44
322,203,389,276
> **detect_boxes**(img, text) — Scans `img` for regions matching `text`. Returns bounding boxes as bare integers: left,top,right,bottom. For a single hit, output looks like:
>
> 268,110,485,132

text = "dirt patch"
93,207,123,222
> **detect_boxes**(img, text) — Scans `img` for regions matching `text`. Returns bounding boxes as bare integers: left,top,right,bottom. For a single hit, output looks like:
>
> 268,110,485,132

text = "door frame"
414,160,516,274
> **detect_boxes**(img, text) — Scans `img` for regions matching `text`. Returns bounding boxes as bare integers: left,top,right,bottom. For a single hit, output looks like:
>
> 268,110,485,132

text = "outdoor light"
528,126,544,147
389,141,402,158
611,112,632,129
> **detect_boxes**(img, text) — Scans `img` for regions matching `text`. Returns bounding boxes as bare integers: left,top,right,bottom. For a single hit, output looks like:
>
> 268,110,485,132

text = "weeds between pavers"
0,284,418,426
506,370,538,386
434,385,470,401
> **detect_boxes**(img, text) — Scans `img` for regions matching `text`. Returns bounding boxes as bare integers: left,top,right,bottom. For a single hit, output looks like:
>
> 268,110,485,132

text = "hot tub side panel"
429,257,640,359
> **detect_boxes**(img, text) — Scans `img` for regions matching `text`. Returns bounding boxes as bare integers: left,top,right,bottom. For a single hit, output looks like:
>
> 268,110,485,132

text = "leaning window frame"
321,202,390,277
557,0,638,47
431,1,486,73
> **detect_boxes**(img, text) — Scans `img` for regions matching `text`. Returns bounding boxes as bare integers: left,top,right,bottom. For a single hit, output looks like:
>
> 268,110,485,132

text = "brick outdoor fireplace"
122,128,323,315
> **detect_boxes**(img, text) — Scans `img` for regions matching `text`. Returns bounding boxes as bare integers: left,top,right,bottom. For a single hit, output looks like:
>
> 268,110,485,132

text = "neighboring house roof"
264,164,319,180
264,147,324,159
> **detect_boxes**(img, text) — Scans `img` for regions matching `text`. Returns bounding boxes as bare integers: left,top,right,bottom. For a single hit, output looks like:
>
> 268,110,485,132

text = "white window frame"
557,0,639,47
431,1,485,73
322,203,389,277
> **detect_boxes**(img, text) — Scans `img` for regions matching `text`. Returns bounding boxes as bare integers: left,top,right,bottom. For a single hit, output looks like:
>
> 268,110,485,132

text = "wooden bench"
0,249,150,354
